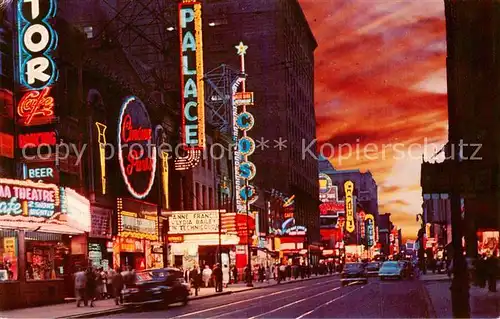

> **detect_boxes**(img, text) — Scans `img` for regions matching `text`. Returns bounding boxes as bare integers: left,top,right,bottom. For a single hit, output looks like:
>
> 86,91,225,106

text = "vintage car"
341,262,368,286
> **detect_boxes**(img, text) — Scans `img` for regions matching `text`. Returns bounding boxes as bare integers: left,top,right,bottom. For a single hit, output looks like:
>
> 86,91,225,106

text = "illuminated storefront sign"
61,187,91,232
0,178,58,218
168,210,221,235
0,132,14,158
284,225,307,236
234,42,257,211
319,173,339,203
178,0,205,150
167,234,184,243
23,162,58,183
118,210,157,240
365,214,375,247
358,211,366,238
17,0,58,126
117,96,156,199
95,122,107,195
344,180,355,233
161,151,169,208
18,131,56,148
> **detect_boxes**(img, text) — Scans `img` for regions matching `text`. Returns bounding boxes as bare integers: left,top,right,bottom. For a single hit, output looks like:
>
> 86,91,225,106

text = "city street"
101,277,430,318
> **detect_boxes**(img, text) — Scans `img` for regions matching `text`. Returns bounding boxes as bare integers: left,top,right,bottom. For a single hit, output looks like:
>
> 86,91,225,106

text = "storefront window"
0,229,18,281
25,232,69,281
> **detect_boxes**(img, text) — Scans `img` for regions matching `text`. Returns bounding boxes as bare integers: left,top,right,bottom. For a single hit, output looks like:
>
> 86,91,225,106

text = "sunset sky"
299,0,449,239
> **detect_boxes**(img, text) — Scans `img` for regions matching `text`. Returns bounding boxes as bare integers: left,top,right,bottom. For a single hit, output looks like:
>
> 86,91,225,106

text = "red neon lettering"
121,114,152,143
18,132,56,148
126,149,153,176
17,87,55,125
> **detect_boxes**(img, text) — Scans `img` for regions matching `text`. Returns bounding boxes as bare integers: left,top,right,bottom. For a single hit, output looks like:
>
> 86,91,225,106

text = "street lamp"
155,125,168,267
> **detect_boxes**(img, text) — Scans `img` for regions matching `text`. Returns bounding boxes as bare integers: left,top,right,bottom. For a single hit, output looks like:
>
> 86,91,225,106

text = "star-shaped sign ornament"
235,41,248,56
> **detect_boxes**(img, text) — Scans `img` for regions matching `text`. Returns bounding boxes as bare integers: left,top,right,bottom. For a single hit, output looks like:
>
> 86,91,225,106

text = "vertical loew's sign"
179,1,205,150
16,0,58,126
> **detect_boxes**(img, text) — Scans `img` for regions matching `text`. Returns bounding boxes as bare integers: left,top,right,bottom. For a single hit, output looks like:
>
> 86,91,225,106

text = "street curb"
421,282,438,318
59,274,338,318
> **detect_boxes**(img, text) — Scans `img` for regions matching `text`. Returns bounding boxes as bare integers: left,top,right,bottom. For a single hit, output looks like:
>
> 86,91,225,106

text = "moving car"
122,267,190,308
341,262,368,286
379,261,403,280
366,262,381,276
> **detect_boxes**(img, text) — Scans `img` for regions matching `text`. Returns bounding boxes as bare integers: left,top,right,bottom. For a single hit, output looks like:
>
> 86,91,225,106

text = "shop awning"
0,220,85,235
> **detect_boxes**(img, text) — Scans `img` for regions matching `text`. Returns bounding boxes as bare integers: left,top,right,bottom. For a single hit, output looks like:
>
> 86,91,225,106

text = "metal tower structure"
204,64,241,134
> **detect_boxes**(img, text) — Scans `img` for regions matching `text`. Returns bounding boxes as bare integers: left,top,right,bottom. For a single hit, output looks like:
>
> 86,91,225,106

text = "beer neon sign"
117,96,156,199
344,180,355,233
17,0,58,126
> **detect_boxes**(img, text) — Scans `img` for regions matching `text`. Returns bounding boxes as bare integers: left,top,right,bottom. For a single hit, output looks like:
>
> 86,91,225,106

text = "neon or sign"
179,0,205,149
0,133,14,159
18,131,56,148
319,202,345,215
285,226,307,236
358,211,366,238
0,178,58,218
365,214,375,247
344,180,355,233
168,210,220,235
319,173,339,203
117,96,156,199
234,42,257,211
161,151,169,209
119,211,157,240
17,87,55,125
17,0,58,90
63,187,91,232
174,149,201,171
95,122,107,194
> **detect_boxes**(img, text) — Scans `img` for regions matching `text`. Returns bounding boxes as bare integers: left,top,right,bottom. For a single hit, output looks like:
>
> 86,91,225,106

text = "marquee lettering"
120,114,152,143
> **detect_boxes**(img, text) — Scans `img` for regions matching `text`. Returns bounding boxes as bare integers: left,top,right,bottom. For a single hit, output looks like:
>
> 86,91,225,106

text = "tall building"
378,213,393,256
198,0,319,241
421,0,499,258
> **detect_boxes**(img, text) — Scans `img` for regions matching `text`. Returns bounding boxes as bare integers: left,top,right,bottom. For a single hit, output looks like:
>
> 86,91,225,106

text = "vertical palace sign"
17,0,58,126
117,96,156,199
179,0,205,149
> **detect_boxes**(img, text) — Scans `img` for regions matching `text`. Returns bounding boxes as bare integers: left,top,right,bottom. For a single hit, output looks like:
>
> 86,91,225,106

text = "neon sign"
95,122,107,194
117,96,156,199
234,42,258,212
179,0,205,149
18,131,56,148
344,180,355,233
174,149,201,171
0,178,58,218
365,214,375,247
161,151,169,209
17,0,58,90
17,87,55,125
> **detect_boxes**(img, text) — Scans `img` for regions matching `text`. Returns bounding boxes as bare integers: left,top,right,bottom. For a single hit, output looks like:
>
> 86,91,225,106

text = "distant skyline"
300,0,448,239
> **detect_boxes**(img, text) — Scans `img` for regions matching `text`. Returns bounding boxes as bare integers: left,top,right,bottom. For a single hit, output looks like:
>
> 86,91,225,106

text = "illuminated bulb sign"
344,180,355,233
234,42,257,212
0,178,58,218
161,151,169,209
117,96,156,199
179,0,205,149
95,122,107,194
365,214,375,247
17,0,58,126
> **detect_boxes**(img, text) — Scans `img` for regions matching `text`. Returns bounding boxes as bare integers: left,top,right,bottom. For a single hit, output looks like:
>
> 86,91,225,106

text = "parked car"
122,267,190,308
366,262,381,276
341,262,368,286
379,261,403,280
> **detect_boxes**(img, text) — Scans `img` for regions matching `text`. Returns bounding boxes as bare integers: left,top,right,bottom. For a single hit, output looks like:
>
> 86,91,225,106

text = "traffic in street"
101,276,430,318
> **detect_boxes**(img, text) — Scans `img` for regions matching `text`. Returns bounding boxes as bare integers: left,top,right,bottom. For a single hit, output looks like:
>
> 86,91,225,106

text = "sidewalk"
0,274,337,319
419,273,451,282
423,278,500,318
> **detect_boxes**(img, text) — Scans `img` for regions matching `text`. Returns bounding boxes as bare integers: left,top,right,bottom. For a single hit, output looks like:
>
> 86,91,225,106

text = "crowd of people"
73,266,137,307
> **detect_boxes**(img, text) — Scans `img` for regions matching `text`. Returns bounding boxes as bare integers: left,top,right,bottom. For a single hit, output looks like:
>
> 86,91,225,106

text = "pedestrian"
111,267,124,305
213,263,223,292
202,265,212,288
96,268,105,299
85,267,96,307
190,266,201,296
487,252,498,292
258,265,264,282
266,266,271,284
222,264,230,288
245,264,252,284
232,266,238,284
75,267,87,307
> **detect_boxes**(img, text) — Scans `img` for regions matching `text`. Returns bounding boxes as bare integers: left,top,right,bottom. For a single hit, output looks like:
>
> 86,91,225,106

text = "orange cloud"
300,0,447,240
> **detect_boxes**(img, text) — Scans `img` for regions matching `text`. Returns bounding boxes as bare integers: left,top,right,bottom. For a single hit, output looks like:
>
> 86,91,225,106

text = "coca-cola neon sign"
117,96,156,199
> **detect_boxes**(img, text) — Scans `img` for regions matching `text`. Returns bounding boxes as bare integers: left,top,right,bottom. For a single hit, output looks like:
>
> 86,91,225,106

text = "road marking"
247,286,341,319
295,283,371,319
206,280,340,319
173,278,339,318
